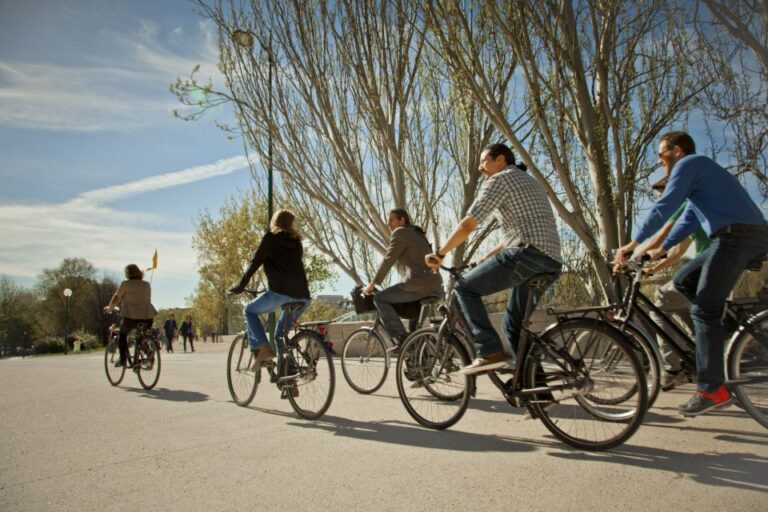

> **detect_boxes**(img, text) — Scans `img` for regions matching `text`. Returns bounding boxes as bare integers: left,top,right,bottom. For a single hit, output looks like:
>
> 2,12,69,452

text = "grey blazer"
372,225,443,293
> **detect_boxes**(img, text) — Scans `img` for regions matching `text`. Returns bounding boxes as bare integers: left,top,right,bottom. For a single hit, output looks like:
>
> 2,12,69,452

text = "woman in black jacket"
229,209,311,370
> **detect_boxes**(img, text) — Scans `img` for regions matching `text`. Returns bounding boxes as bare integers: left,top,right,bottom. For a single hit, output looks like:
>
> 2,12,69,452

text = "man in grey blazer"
362,209,443,347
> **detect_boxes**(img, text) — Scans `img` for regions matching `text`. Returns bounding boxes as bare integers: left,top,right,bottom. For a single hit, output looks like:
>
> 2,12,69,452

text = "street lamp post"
233,28,274,222
63,288,72,355
233,28,276,342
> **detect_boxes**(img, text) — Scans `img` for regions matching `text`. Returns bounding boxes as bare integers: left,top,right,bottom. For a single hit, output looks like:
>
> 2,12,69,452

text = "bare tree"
174,0,513,289
425,0,705,301
692,0,768,198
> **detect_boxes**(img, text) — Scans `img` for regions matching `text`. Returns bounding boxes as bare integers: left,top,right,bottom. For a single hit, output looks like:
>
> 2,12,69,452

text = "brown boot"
249,343,275,372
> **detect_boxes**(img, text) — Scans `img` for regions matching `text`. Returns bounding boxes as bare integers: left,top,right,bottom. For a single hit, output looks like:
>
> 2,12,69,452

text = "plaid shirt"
468,166,562,263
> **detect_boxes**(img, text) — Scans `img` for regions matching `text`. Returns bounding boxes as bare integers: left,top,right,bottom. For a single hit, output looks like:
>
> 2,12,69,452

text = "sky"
1,1,764,309
0,0,352,308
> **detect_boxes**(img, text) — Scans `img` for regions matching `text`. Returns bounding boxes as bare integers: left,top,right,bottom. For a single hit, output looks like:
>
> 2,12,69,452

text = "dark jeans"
673,228,768,393
164,332,174,352
454,247,561,358
183,334,194,352
373,284,441,339
119,318,153,365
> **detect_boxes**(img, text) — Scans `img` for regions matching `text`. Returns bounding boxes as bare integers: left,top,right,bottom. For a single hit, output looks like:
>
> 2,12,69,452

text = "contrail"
67,155,249,206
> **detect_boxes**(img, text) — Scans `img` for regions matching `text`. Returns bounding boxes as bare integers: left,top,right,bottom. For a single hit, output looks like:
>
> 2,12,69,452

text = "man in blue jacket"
615,131,768,416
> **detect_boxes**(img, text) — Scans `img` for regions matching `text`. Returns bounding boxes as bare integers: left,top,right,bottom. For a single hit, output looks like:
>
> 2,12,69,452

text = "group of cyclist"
106,130,766,420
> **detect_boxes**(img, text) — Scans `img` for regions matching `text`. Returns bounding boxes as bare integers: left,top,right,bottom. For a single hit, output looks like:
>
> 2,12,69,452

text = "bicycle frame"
431,273,581,408
615,260,768,386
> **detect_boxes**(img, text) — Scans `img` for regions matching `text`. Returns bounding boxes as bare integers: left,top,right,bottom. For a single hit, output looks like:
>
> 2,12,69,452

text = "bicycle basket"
351,285,376,314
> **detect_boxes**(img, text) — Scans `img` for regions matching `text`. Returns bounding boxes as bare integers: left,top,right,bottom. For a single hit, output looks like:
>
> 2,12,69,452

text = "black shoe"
389,334,407,356
678,387,732,417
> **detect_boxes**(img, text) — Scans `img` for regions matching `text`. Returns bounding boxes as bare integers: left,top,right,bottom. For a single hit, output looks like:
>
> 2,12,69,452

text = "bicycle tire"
396,328,473,430
341,327,389,394
136,339,161,390
727,310,768,429
227,334,258,406
580,320,660,412
104,337,125,386
619,322,662,409
285,331,335,420
526,319,647,450
413,329,466,401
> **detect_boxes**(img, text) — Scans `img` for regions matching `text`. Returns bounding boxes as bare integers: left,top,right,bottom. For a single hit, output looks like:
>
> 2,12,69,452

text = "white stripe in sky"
67,156,249,206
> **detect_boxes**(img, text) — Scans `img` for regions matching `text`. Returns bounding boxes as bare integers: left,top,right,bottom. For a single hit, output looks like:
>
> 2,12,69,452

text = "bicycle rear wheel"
136,339,161,390
526,320,647,450
285,331,335,419
396,329,472,430
104,337,125,386
227,334,258,406
341,327,388,394
728,312,768,429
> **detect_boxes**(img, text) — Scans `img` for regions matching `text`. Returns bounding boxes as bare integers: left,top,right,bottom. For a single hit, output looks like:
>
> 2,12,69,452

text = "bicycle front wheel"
227,334,258,406
104,337,125,386
285,331,335,420
728,311,768,429
341,327,388,394
396,328,472,430
616,321,662,410
526,320,647,451
136,339,161,390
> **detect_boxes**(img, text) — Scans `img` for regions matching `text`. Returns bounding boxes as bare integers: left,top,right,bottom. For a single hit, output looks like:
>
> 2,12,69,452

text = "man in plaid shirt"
426,143,562,374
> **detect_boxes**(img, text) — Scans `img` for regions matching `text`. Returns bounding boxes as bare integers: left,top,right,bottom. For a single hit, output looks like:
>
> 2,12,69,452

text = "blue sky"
0,0,353,308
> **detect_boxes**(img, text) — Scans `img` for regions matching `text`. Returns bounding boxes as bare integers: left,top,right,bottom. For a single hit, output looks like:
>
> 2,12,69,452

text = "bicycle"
614,256,768,428
341,295,440,394
396,265,648,451
226,289,335,420
104,320,162,390
544,275,665,410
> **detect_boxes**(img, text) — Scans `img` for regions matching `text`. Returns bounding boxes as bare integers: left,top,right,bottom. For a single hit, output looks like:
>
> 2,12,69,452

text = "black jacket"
237,231,311,299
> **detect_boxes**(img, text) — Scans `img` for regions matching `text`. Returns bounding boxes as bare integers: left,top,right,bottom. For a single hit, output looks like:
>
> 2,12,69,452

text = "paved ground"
1,340,766,512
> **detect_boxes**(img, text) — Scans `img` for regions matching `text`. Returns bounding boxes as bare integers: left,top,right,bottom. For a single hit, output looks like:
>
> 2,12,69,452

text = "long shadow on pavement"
548,442,768,492
124,387,210,403
276,412,543,453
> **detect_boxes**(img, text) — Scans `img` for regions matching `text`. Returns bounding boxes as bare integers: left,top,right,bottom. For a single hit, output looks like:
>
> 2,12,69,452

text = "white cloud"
0,18,223,132
0,157,249,286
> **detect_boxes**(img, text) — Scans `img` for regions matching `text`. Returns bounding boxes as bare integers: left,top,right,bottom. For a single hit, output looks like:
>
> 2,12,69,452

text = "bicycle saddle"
419,296,441,305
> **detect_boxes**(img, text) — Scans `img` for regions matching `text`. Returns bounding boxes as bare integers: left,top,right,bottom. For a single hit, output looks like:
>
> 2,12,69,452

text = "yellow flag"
146,250,158,272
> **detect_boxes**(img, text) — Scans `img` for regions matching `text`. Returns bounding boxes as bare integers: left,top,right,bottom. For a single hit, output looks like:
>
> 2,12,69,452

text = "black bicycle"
396,265,648,451
104,320,162,390
341,295,440,394
614,256,768,428
226,289,335,420
545,274,665,410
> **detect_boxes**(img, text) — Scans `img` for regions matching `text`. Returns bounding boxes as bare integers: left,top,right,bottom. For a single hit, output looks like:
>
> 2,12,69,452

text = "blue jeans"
374,284,441,339
673,229,768,393
454,247,562,358
244,291,310,351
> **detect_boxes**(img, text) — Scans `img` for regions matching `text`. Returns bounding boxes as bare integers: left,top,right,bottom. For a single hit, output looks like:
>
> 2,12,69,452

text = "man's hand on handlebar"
612,242,637,274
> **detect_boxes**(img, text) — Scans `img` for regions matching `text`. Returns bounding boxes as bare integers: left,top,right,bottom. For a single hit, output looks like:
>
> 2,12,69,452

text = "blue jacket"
634,155,765,249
